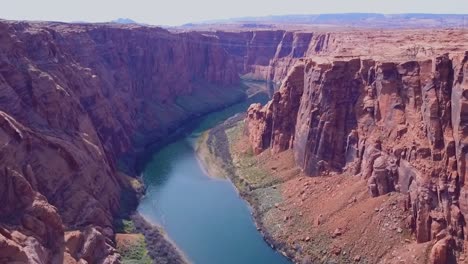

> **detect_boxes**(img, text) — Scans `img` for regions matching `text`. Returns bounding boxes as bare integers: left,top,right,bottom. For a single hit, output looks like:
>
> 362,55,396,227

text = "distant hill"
111,18,139,24
183,13,468,28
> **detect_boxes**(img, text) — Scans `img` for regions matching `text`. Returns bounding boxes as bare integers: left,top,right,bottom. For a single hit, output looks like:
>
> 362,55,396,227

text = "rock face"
246,62,305,154
0,21,239,263
246,52,468,262
213,30,324,81
213,28,467,82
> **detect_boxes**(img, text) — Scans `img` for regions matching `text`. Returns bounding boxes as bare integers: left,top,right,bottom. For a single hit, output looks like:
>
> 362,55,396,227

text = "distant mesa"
183,13,468,29
111,18,139,24
69,18,141,25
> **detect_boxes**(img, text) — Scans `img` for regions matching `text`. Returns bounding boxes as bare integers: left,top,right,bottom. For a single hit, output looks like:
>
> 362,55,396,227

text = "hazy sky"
2,0,468,26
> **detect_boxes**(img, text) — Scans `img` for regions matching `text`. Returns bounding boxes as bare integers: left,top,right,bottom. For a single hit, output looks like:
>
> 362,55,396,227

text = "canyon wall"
246,52,468,262
0,21,239,264
212,30,326,81
210,29,468,84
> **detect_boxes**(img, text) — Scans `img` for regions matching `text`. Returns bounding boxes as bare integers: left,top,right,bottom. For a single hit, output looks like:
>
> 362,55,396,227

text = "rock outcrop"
246,62,305,154
246,52,468,262
0,20,239,263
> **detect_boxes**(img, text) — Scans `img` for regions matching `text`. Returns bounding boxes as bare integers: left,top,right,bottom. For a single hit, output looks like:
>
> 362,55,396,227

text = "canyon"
0,18,467,264
0,20,240,263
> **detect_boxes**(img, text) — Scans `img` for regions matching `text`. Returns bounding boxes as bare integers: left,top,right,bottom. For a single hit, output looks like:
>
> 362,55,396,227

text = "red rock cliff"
213,30,318,81
212,28,467,84
0,21,239,263
246,52,468,262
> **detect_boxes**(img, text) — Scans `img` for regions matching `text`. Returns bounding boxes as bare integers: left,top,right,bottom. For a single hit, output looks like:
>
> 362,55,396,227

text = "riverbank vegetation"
115,214,188,264
116,233,152,264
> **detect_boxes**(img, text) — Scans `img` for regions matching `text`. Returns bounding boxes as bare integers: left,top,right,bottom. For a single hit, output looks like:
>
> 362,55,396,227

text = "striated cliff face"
247,63,305,154
246,52,468,262
0,20,239,263
210,28,468,84
212,30,323,81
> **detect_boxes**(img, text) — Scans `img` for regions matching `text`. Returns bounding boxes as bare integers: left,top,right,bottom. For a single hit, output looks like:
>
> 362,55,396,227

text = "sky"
1,0,468,26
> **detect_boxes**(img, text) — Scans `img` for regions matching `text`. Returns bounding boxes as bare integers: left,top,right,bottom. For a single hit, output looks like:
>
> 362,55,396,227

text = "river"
137,82,291,264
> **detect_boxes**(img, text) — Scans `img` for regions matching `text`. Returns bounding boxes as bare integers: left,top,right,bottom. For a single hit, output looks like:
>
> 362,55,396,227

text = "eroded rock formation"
246,52,468,262
0,20,239,263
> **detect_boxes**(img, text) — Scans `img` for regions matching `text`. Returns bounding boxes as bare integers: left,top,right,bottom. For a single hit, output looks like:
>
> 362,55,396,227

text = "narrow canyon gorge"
0,18,467,264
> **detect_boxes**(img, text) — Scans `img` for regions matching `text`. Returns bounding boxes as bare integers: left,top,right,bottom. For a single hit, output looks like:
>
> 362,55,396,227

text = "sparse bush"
118,235,152,264
114,219,136,233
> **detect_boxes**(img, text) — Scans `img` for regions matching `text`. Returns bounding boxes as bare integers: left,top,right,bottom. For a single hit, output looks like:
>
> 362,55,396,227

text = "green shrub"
114,219,136,234
119,235,152,264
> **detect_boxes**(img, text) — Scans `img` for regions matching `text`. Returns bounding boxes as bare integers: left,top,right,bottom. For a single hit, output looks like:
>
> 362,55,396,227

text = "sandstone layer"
202,29,468,83
0,20,239,264
246,51,468,262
